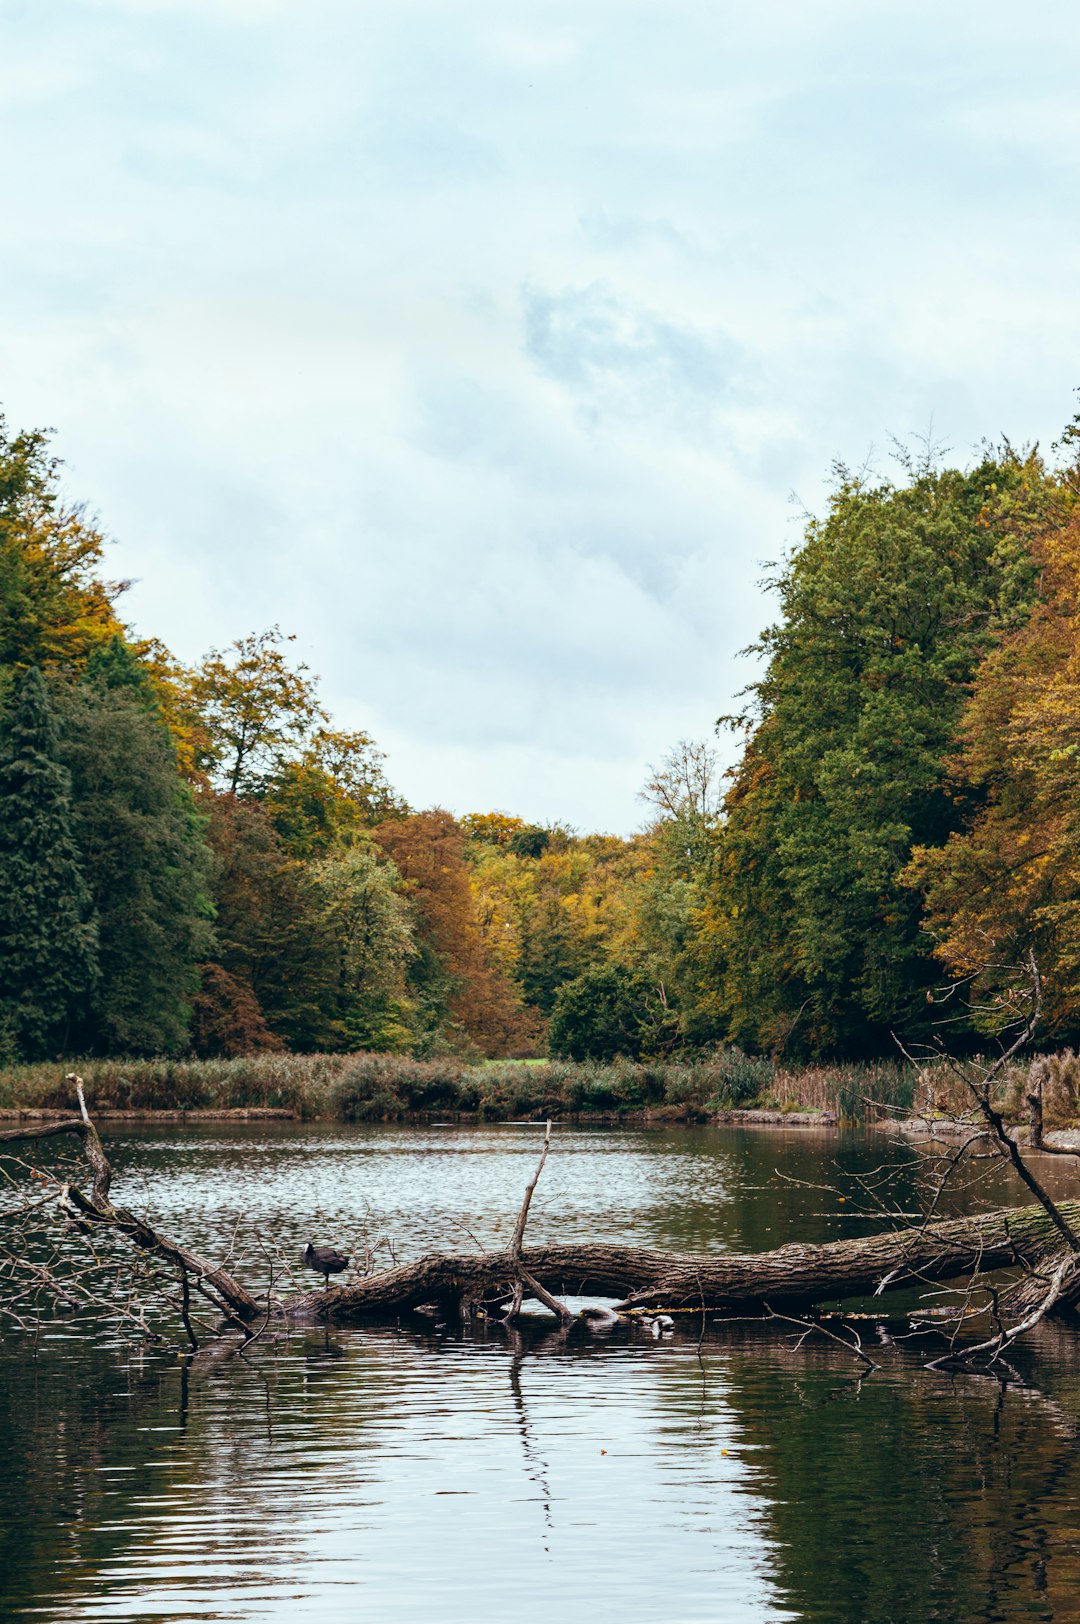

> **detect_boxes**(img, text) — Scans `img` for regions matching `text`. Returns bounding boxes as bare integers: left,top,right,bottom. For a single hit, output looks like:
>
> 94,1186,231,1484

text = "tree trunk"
288,1200,1080,1321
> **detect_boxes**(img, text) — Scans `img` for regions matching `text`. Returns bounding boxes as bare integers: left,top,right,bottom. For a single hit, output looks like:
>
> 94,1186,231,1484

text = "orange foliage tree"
906,505,1080,1032
373,809,540,1056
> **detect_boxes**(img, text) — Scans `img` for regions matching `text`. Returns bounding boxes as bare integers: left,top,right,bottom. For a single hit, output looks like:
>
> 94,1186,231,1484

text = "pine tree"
0,666,98,1059
57,641,213,1055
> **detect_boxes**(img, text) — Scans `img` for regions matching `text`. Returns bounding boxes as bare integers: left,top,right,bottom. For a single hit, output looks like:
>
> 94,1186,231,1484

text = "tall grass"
773,1059,916,1122
0,1047,920,1123
0,1055,354,1117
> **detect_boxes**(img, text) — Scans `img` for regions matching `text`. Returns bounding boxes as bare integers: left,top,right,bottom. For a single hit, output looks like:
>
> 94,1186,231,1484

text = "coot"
303,1241,351,1288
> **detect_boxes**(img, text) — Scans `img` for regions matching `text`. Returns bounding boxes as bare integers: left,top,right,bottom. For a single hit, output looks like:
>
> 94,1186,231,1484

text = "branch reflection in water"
4,1122,1080,1621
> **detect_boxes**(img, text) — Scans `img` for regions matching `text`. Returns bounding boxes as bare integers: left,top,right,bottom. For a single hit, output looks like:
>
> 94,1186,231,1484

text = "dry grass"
0,1047,922,1123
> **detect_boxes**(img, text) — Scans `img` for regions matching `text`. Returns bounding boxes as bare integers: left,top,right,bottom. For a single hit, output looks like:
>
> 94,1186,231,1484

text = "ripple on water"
3,1124,1080,1623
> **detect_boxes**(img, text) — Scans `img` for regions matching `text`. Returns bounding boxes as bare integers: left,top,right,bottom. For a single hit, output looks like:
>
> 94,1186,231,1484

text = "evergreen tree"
56,640,212,1055
0,666,97,1059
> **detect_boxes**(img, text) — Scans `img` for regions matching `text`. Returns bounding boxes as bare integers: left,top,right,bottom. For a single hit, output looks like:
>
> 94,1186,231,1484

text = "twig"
762,1302,879,1371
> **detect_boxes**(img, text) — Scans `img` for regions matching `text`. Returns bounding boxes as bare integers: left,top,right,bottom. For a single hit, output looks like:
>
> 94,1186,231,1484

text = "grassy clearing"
0,1048,919,1123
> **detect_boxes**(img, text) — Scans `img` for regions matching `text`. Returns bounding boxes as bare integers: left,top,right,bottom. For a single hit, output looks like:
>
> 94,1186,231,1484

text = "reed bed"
0,1047,921,1123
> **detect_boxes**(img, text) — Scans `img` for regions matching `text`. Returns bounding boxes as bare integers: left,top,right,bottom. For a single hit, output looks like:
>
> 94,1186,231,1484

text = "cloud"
0,0,1077,830
522,282,737,432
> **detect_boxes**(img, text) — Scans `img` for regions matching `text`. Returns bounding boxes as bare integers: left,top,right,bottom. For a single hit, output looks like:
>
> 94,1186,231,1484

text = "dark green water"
2,1122,1080,1622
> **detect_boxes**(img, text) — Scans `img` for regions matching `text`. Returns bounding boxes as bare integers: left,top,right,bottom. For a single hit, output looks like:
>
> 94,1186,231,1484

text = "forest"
3,408,1080,1073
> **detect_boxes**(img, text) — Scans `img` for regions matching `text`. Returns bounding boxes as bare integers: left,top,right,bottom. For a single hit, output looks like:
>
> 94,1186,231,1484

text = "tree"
640,736,724,825
462,818,656,1032
693,448,1066,1057
199,796,338,1052
460,811,527,848
509,824,552,859
264,728,406,858
548,962,660,1061
0,667,98,1059
906,505,1080,1034
632,739,726,1042
373,809,537,1055
56,641,213,1055
312,843,415,1050
182,627,326,796
0,418,126,677
190,963,284,1058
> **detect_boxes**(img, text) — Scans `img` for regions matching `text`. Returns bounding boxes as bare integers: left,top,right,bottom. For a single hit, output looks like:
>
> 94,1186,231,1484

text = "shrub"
548,964,665,1062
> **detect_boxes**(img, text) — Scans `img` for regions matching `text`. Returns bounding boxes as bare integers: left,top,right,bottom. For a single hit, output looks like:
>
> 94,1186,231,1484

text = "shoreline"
0,1104,840,1128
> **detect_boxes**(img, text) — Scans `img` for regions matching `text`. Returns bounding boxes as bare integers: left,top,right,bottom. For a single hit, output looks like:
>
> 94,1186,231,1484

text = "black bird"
304,1240,351,1288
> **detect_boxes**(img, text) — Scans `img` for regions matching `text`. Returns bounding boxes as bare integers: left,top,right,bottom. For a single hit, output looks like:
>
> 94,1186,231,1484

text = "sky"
1,0,1078,832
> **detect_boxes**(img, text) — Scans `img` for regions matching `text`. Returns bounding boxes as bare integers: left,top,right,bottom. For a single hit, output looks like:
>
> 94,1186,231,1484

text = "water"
3,1122,1080,1622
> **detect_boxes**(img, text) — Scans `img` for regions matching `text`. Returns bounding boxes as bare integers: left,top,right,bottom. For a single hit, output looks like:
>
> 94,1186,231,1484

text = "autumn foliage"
907,503,1080,1032
9,404,1080,1065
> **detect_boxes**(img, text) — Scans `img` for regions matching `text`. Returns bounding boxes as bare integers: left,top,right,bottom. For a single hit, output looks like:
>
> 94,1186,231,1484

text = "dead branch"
0,1080,260,1329
926,1253,1080,1370
503,1122,573,1327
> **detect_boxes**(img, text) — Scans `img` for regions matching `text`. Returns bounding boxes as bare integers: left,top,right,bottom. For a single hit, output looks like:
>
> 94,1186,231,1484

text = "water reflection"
1,1322,793,1622
3,1124,1080,1621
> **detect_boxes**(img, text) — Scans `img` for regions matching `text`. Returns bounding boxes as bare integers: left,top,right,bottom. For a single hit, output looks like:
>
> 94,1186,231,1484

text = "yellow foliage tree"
0,421,126,675
906,507,1080,1031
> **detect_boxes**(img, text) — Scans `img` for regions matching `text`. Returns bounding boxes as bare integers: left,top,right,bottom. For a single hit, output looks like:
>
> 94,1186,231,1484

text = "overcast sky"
2,0,1077,831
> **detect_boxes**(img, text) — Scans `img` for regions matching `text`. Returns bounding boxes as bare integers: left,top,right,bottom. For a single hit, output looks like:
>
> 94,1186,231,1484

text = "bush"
702,1047,775,1108
547,964,658,1062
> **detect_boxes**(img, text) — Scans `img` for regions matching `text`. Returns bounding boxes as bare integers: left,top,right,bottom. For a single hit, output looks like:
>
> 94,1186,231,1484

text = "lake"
2,1121,1080,1622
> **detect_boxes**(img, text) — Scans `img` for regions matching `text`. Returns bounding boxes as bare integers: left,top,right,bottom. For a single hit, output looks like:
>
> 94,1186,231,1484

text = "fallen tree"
296,1200,1080,1321
3,1083,1080,1366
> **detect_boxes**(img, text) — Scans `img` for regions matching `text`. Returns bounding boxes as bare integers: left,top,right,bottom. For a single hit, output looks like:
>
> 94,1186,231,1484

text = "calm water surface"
3,1122,1080,1623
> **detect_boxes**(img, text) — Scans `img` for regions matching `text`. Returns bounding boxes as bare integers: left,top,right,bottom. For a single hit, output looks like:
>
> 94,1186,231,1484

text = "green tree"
0,667,98,1059
547,962,661,1061
695,448,1065,1057
633,739,726,1043
56,640,213,1055
313,843,415,1050
264,728,406,858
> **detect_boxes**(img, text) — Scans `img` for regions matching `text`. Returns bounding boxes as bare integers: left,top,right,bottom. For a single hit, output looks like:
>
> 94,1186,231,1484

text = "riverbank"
0,1102,840,1127
0,1050,914,1123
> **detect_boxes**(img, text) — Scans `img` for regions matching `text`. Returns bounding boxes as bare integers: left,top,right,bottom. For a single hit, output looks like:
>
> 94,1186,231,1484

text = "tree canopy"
689,448,1067,1056
0,667,98,1059
6,405,1080,1065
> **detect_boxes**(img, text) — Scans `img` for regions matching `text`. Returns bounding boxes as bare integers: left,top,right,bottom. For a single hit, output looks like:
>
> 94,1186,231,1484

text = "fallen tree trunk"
288,1200,1080,1322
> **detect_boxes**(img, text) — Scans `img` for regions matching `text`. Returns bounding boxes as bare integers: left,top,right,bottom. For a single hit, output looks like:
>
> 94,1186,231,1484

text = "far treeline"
3,410,1080,1068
